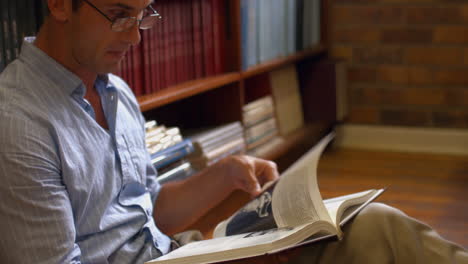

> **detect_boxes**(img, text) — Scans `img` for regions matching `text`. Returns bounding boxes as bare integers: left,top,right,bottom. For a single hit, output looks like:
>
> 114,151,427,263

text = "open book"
146,132,385,264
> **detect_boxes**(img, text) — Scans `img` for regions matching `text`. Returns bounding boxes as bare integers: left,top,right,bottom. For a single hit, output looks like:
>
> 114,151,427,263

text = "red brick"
350,87,382,104
353,87,446,106
445,89,468,106
348,67,377,83
333,28,380,44
404,47,463,66
408,67,434,85
382,28,433,43
377,65,409,84
434,26,468,44
354,47,403,64
348,105,380,124
464,48,468,65
407,7,462,24
460,5,468,23
432,110,468,128
380,109,430,127
434,69,468,85
399,88,446,106
334,7,404,25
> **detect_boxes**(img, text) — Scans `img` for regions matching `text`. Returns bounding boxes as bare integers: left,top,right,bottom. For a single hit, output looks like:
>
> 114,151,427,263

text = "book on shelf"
247,135,284,158
145,120,196,183
189,136,246,170
187,122,245,170
242,96,280,153
150,139,194,170
242,96,275,128
157,160,196,185
146,132,385,264
270,65,304,136
187,122,244,153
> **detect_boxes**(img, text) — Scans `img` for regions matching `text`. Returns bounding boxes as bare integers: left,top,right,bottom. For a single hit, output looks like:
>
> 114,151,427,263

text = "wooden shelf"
241,44,326,79
137,72,241,111
258,123,329,163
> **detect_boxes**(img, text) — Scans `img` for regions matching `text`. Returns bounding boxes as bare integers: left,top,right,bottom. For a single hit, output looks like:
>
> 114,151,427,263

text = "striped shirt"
0,40,171,263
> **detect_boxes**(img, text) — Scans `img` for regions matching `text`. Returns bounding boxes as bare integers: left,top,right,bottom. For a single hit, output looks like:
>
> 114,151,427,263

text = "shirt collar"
19,38,113,97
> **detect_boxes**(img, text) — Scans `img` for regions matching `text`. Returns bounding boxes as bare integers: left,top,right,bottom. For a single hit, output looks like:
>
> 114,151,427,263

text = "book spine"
201,0,215,76
312,0,321,45
182,1,194,81
150,24,159,94
191,0,204,78
240,0,248,70
211,0,226,74
173,0,183,84
131,44,143,96
247,0,258,68
191,122,243,145
141,30,151,95
157,161,194,184
2,0,12,65
8,0,19,59
151,139,195,169
0,1,5,72
156,2,166,90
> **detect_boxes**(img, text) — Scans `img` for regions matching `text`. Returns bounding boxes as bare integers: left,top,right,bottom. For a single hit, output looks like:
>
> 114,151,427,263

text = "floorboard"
317,147,468,248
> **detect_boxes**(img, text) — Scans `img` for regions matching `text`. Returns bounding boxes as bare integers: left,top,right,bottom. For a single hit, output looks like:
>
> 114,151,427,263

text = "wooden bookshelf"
137,0,333,172
241,44,326,79
138,72,241,111
258,123,329,162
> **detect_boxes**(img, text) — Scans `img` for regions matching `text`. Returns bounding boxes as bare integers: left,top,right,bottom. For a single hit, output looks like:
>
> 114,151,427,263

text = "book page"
271,133,335,228
324,188,385,227
213,133,335,237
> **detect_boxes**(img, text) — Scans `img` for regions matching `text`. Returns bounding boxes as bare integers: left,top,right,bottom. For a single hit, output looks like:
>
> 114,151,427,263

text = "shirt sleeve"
0,113,82,263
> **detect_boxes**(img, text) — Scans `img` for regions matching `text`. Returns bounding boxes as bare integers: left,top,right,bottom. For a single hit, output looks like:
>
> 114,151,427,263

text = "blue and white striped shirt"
0,40,171,263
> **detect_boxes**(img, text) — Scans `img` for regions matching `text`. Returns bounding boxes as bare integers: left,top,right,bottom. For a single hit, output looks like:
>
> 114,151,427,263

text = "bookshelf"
137,0,333,172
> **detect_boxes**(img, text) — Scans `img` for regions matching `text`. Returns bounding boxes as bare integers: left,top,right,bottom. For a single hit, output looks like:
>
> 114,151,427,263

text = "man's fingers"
254,159,280,185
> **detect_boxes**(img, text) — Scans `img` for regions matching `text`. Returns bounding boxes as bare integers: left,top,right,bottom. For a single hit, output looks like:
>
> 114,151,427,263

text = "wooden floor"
317,147,468,248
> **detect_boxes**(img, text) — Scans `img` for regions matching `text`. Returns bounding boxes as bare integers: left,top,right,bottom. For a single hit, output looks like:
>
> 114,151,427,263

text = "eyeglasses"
81,0,161,32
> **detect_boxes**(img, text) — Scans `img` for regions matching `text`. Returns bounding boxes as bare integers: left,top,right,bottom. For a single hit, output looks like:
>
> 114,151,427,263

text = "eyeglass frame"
81,0,161,32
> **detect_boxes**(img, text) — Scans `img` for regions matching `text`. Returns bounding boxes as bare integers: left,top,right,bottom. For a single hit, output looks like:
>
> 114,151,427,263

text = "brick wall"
330,0,468,128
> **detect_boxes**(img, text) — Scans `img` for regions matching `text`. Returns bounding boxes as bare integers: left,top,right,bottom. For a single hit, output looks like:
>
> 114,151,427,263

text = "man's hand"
155,155,279,235
216,155,280,197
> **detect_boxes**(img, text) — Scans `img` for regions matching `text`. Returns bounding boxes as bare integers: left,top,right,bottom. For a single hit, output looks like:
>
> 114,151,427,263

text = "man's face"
68,0,151,74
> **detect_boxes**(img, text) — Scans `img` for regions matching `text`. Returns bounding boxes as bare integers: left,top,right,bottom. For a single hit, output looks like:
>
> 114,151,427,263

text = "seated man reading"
0,0,466,263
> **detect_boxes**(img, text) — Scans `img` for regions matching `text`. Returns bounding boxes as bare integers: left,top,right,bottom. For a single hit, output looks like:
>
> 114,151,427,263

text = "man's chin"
96,63,121,75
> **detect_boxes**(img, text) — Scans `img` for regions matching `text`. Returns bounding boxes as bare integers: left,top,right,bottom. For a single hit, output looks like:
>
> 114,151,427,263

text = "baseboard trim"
335,125,468,156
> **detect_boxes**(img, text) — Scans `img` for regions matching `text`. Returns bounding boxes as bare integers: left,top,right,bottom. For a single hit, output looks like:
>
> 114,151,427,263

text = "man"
0,0,466,263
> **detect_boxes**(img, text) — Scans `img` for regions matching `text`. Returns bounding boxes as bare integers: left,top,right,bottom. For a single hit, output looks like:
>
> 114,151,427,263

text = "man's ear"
47,0,72,22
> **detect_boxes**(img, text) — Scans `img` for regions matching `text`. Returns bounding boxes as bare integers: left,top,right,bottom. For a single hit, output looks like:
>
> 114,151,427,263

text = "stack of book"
187,122,246,170
145,121,195,184
242,96,284,158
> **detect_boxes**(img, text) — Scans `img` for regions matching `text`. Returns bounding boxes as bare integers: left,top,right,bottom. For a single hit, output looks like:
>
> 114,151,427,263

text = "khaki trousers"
289,203,468,264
